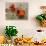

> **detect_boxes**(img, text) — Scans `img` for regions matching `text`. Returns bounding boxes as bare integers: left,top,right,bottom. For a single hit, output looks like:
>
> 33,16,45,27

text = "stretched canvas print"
5,2,28,20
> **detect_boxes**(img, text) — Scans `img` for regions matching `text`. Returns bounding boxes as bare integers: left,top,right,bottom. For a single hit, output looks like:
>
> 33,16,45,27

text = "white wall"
0,0,46,41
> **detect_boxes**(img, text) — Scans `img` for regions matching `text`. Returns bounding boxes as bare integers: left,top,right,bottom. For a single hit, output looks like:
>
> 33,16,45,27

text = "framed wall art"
5,2,28,20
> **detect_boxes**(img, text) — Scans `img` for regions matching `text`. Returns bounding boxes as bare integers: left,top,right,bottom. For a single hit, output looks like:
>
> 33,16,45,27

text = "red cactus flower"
17,8,25,17
9,4,16,12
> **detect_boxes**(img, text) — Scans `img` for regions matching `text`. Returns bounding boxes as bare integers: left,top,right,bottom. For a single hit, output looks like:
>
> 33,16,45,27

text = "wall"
0,0,46,42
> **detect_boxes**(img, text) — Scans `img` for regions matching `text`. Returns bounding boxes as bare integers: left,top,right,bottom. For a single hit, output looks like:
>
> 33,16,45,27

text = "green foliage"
36,15,44,21
36,14,46,21
5,26,18,38
44,15,46,20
